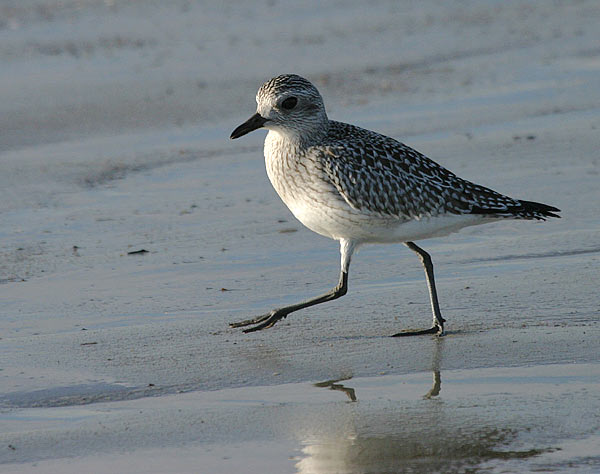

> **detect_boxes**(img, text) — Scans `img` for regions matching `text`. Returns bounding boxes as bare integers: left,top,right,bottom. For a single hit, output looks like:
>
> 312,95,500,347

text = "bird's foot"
391,324,444,337
229,309,288,333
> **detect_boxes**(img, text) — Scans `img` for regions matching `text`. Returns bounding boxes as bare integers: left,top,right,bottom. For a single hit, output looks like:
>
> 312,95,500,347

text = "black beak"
230,113,268,139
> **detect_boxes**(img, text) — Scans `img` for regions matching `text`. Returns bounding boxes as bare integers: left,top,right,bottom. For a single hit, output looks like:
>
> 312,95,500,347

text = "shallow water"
2,363,599,473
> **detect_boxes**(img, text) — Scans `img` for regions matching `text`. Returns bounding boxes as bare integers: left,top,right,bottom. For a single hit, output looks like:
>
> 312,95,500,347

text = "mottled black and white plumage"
229,74,561,335
319,120,560,221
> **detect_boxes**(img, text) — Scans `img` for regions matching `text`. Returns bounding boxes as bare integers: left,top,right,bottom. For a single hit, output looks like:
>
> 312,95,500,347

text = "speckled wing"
316,121,526,220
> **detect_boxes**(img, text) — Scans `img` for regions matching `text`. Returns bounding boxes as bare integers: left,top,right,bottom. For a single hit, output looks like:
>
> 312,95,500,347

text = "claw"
391,324,444,337
230,310,288,332
229,313,271,328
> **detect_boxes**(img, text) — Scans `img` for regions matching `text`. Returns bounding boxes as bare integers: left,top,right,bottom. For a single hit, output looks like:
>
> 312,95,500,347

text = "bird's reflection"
296,339,539,472
423,370,441,399
313,377,357,402
424,338,443,399
314,371,441,402
313,338,444,402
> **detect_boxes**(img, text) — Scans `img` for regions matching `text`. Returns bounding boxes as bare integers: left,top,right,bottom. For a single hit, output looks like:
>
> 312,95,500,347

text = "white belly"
284,192,491,244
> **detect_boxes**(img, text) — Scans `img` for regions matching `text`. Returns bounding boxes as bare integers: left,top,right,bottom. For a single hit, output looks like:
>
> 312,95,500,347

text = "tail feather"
470,199,561,220
517,200,561,219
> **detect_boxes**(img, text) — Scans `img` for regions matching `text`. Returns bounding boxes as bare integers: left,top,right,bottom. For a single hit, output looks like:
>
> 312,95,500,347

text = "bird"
229,74,560,336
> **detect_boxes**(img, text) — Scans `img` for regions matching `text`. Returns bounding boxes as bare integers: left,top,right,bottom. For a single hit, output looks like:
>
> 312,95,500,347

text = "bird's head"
230,74,328,141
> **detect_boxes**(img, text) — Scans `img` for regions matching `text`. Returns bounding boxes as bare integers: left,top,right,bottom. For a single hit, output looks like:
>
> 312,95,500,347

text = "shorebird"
229,74,560,336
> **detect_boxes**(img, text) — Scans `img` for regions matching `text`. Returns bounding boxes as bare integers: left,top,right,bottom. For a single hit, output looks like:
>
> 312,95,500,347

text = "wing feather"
313,121,524,220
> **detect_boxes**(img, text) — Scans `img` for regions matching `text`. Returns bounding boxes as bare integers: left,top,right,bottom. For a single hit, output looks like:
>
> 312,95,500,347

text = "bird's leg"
230,271,348,333
392,241,446,337
230,239,356,333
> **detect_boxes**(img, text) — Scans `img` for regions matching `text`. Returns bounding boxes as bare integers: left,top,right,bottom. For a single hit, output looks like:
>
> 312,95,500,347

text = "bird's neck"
264,130,301,167
265,120,329,151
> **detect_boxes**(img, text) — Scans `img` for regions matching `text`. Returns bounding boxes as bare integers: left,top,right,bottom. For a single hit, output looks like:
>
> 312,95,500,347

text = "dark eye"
280,97,298,110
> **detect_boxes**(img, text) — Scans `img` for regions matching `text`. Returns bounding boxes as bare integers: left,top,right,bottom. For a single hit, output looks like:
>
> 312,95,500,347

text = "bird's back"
313,121,559,221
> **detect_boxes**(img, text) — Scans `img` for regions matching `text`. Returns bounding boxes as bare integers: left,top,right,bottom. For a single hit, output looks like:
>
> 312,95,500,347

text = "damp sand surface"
1,1,599,472
2,363,599,473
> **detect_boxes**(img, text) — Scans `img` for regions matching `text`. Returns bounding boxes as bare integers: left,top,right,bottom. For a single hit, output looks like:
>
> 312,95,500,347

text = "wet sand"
2,363,599,473
1,1,599,472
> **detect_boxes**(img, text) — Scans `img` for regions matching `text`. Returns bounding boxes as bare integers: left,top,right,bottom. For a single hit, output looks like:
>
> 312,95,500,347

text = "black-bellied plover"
229,74,560,336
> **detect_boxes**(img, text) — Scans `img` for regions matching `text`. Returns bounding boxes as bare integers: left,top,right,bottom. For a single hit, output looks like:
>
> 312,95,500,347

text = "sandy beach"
1,1,599,472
